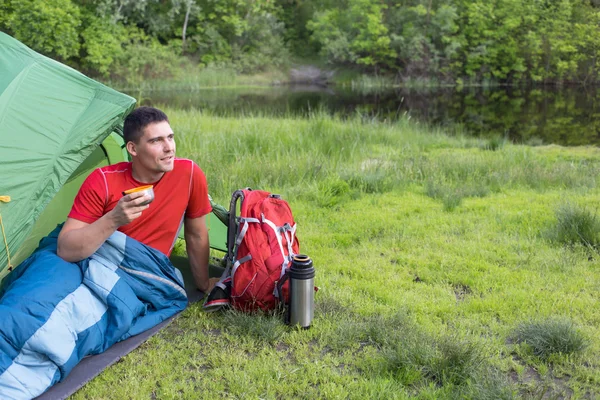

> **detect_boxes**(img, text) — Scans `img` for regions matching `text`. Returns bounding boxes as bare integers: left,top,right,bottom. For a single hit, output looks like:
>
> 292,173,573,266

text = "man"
57,106,218,294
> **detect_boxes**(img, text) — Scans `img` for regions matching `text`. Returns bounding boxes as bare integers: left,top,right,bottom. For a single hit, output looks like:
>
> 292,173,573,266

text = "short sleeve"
186,162,212,219
68,169,107,224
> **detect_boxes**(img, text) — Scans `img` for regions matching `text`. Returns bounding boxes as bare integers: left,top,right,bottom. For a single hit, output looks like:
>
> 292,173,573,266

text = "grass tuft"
327,313,517,395
548,203,600,248
425,181,463,211
345,170,392,194
441,191,464,212
464,370,515,400
387,334,485,386
316,177,352,207
377,331,515,397
513,318,588,359
425,181,490,211
429,336,486,386
480,134,509,151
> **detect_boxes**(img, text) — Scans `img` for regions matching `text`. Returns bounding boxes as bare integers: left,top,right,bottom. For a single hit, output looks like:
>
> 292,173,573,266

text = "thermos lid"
292,254,312,269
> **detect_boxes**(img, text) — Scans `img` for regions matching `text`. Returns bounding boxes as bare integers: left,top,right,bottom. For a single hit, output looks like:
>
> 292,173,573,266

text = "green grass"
72,111,600,399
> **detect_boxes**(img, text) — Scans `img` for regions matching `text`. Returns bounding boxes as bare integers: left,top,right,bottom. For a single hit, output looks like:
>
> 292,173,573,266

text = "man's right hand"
108,191,152,227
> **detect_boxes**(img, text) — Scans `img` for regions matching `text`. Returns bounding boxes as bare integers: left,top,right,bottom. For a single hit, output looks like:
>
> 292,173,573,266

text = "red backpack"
204,189,299,312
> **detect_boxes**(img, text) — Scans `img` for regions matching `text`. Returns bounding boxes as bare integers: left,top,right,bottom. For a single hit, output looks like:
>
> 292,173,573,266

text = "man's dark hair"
123,106,169,143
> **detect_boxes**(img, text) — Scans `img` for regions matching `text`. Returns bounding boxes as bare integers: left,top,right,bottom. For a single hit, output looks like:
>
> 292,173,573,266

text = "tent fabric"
0,32,136,280
9,132,129,272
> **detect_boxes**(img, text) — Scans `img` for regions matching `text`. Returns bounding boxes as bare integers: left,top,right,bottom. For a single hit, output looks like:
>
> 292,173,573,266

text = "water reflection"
133,85,600,146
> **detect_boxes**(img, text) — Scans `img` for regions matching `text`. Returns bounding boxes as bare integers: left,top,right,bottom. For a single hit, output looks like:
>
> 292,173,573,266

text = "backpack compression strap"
262,217,297,279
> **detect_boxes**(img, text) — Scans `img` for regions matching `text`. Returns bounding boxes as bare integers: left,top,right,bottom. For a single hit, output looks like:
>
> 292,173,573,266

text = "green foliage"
513,318,588,360
276,0,320,57
87,0,157,28
386,1,461,80
229,12,290,73
0,0,12,28
79,14,125,77
308,0,396,70
2,0,600,82
307,0,600,82
111,28,186,86
187,0,290,72
5,0,81,60
449,0,600,83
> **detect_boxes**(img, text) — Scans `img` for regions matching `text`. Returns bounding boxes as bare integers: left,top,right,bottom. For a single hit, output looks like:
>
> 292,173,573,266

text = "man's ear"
126,141,137,157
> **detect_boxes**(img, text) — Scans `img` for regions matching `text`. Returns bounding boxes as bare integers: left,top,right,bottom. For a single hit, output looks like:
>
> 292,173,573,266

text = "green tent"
0,32,136,283
0,33,230,289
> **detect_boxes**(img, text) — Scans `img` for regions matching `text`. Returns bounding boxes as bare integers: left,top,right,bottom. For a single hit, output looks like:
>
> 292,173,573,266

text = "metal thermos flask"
289,254,315,329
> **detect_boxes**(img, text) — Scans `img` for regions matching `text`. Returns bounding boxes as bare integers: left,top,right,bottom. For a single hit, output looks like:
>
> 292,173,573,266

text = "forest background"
3,0,600,87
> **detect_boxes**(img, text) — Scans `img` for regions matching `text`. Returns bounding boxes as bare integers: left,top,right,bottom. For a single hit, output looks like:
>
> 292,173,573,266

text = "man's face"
129,121,176,174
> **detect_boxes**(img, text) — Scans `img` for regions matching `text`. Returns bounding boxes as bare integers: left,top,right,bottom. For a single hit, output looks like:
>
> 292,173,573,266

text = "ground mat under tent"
35,256,223,400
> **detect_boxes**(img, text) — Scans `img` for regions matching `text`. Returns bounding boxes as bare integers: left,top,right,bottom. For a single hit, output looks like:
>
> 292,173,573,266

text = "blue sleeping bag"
0,227,188,399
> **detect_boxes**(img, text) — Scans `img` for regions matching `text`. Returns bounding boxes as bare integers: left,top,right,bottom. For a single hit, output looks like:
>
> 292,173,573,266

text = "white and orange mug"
122,185,154,206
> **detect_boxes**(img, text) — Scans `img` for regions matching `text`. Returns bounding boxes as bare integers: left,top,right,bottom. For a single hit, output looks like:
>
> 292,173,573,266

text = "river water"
136,85,600,146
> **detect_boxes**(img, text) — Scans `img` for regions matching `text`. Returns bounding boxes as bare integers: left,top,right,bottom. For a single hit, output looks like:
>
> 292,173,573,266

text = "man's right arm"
57,191,151,262
57,216,120,262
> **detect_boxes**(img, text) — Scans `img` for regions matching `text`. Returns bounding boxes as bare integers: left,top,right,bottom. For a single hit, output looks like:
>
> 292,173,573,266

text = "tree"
90,0,152,24
5,0,81,60
308,0,396,71
79,12,126,76
169,0,200,51
384,1,461,80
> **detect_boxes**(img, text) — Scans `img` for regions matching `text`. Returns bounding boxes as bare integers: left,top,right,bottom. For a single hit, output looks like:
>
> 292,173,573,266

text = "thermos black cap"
292,254,313,268
290,254,314,279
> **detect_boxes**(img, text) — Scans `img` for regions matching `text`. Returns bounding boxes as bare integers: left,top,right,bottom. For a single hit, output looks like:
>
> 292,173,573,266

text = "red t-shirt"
68,158,212,256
